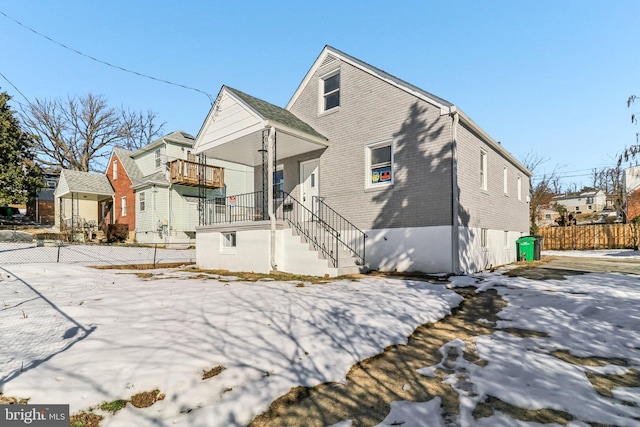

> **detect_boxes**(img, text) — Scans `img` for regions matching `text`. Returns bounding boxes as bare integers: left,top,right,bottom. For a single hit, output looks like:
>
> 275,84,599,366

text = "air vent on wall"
320,54,337,68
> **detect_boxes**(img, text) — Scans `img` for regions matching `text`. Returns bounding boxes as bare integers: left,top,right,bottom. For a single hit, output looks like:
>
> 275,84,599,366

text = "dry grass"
182,267,357,284
70,411,104,427
0,393,29,404
473,395,574,424
202,365,225,380
92,262,195,270
130,389,165,408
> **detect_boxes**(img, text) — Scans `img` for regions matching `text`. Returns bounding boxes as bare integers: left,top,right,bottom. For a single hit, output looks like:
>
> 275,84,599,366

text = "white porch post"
267,126,277,271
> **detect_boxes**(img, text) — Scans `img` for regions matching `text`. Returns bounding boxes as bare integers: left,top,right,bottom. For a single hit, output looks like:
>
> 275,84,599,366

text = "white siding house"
129,131,254,244
194,46,531,276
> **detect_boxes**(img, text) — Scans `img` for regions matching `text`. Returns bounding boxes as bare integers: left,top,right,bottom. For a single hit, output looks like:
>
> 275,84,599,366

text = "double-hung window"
503,166,508,195
517,176,522,201
366,140,393,188
139,192,146,212
113,160,118,179
121,196,127,217
480,151,488,191
320,70,340,112
155,149,161,168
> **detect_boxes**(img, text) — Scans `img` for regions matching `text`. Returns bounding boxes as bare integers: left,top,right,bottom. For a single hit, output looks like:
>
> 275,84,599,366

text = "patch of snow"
0,263,461,427
373,398,443,427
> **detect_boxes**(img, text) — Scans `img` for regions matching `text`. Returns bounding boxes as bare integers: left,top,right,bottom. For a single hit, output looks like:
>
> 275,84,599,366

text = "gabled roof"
131,171,169,190
193,86,328,166
286,45,454,112
226,87,326,141
109,147,144,184
132,130,196,157
55,169,114,199
286,46,532,177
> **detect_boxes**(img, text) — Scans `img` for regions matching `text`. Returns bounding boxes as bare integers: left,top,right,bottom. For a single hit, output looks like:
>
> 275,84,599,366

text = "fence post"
153,244,158,268
57,244,61,263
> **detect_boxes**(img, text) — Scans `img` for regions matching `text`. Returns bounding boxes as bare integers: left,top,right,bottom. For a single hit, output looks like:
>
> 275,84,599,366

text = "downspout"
168,183,172,242
450,108,461,274
267,126,278,271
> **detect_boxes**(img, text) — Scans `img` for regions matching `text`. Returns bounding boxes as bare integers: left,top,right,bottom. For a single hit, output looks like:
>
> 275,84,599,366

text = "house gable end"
193,87,266,154
286,45,454,114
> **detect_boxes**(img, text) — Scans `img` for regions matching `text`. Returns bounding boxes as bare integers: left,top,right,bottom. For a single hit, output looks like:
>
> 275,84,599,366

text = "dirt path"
249,287,506,427
249,256,640,427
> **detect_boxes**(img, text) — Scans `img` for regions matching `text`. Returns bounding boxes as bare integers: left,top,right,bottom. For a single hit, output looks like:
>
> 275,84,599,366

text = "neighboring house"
54,169,114,232
553,190,607,214
54,131,253,243
624,165,640,220
194,46,532,276
104,147,138,240
32,170,60,225
536,206,561,227
109,131,254,244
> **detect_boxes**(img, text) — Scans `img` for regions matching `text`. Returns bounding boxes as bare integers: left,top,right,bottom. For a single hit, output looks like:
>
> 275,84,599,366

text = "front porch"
197,190,366,275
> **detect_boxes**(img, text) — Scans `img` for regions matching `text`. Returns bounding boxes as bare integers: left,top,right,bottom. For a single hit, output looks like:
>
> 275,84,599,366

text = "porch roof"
55,169,114,200
194,86,328,167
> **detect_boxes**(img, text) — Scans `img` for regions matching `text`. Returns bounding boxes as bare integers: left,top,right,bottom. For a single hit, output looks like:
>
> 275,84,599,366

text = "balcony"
169,159,224,188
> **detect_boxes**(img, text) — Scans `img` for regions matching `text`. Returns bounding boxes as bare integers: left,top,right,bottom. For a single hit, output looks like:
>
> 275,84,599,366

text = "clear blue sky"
1,1,638,188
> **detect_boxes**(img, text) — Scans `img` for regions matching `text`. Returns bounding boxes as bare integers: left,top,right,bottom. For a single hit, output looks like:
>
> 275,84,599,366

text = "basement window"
222,232,236,248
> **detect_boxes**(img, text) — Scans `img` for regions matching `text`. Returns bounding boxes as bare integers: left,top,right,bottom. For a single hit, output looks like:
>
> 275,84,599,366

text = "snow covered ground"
542,249,640,259
2,255,640,426
0,263,461,426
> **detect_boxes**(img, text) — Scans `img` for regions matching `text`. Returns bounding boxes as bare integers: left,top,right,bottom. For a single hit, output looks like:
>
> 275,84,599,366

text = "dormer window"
320,70,340,112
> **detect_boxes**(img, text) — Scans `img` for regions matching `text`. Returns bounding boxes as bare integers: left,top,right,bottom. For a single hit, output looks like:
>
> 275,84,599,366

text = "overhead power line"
0,10,214,105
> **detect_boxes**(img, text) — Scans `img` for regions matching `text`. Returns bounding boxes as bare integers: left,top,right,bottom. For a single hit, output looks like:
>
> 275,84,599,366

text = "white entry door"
300,159,319,213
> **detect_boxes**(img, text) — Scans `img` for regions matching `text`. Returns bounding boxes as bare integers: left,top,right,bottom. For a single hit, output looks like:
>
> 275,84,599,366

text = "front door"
300,159,319,213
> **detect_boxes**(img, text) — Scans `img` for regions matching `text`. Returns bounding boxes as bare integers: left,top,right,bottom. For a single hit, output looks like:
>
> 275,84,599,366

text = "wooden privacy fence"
538,224,640,250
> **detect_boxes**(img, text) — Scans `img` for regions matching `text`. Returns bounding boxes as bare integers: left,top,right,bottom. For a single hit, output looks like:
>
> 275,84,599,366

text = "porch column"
267,126,277,270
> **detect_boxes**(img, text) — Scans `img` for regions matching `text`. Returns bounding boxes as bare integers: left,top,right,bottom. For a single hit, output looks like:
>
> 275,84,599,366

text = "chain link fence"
0,240,196,267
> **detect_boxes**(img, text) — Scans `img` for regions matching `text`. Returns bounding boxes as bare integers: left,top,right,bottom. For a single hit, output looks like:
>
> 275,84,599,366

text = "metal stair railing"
203,191,268,224
313,196,366,265
276,191,340,268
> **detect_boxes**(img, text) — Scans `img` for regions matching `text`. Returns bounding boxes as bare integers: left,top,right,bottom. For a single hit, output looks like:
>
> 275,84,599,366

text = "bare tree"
119,108,165,151
22,93,164,172
523,153,559,234
619,95,640,165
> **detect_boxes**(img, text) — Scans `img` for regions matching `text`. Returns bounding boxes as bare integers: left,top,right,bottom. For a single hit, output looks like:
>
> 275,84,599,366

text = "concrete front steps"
280,226,365,277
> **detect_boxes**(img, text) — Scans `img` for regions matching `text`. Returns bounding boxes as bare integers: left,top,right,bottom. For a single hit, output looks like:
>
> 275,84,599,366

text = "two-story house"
123,130,253,243
194,46,531,276
56,130,254,243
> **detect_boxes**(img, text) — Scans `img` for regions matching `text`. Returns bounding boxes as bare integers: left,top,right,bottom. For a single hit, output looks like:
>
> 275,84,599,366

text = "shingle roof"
112,147,144,183
132,171,169,188
59,170,114,196
226,87,327,141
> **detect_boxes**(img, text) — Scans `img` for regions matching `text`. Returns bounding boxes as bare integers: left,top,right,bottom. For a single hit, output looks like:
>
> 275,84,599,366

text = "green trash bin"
516,236,536,262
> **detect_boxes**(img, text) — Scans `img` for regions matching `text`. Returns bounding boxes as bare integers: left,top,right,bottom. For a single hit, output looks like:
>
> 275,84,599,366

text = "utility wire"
0,10,214,105
0,70,32,107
